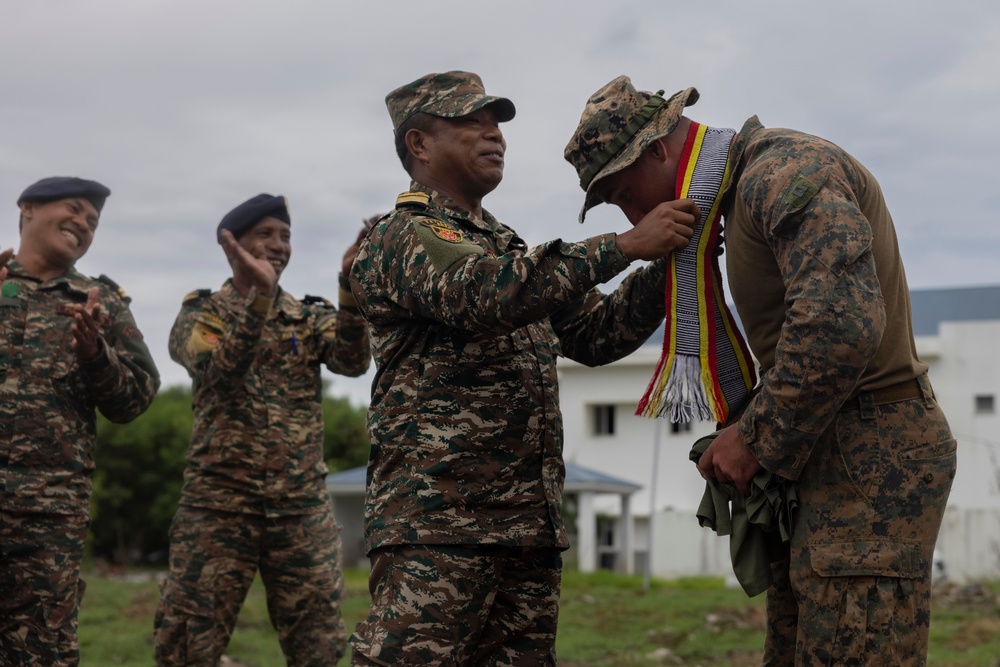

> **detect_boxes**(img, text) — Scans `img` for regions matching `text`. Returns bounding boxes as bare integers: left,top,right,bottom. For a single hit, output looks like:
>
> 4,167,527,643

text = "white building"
558,285,1000,583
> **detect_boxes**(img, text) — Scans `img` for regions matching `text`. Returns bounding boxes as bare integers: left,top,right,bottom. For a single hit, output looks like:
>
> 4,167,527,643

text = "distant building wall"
559,316,1000,583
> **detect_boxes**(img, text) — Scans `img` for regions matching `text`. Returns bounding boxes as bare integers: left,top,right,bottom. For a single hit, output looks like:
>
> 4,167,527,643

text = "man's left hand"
697,424,762,496
72,286,103,362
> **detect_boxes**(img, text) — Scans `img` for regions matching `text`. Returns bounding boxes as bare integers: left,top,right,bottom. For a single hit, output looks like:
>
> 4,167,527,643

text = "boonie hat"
385,70,516,134
217,194,290,242
17,176,111,214
565,76,698,222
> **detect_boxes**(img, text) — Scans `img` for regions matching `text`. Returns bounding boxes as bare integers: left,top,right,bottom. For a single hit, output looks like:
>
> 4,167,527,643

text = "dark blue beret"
217,193,290,242
18,176,111,213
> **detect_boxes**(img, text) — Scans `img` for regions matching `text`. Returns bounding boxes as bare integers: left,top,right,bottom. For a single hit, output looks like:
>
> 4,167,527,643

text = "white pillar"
576,491,596,573
621,493,634,575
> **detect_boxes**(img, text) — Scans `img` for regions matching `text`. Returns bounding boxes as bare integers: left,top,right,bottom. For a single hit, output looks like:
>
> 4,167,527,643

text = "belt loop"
858,391,877,420
918,373,935,408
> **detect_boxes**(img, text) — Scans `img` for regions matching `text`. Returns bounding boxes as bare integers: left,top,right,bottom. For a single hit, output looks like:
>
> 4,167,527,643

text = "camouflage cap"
385,70,516,134
564,76,698,222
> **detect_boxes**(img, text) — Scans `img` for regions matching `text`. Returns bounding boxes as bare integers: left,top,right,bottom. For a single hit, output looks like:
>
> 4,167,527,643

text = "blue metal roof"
908,285,1000,336
641,285,1000,344
327,461,640,495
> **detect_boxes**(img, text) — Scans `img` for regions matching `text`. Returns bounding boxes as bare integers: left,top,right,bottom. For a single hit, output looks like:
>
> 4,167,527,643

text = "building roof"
326,461,642,496
909,285,1000,336
640,285,1000,345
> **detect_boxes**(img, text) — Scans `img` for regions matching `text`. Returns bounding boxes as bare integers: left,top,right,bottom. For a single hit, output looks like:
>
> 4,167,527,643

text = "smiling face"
19,197,99,271
415,106,507,204
237,215,291,279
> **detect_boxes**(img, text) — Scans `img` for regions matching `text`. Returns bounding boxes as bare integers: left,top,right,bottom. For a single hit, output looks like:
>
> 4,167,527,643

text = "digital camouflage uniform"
349,181,670,665
153,280,369,666
0,259,160,667
721,117,956,666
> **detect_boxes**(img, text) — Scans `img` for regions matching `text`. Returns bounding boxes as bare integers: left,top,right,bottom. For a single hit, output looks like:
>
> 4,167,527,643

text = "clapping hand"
72,287,103,362
220,229,278,297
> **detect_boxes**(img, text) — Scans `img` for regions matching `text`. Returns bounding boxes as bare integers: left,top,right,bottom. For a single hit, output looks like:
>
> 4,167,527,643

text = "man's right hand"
0,247,13,284
615,199,701,261
219,229,278,297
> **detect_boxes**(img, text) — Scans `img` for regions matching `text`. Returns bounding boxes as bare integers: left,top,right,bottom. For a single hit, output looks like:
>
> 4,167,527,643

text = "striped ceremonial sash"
635,122,756,423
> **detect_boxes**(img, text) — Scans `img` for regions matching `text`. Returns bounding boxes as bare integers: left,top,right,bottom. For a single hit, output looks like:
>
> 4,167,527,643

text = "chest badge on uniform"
1,283,19,298
419,219,465,244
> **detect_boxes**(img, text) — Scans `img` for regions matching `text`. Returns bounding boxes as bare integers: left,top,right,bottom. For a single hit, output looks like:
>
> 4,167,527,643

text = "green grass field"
78,568,1000,666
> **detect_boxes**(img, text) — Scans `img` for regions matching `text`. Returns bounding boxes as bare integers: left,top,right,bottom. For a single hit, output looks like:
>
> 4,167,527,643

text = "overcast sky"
2,0,998,405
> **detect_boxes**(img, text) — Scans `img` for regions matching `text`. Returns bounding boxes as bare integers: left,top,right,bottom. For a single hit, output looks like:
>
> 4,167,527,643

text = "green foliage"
91,386,193,564
322,395,370,472
89,384,371,565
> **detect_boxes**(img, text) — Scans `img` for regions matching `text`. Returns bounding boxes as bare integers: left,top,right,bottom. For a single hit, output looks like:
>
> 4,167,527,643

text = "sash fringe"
636,122,756,423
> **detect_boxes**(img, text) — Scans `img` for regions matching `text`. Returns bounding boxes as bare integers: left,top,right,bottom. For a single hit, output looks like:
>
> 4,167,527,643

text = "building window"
593,404,615,435
670,420,692,435
975,394,995,414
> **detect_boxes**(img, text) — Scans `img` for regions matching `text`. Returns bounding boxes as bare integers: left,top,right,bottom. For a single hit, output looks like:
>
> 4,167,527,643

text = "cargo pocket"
809,539,924,579
806,540,925,663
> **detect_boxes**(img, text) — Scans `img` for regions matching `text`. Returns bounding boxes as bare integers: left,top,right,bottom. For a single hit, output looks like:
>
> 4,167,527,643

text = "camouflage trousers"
762,385,956,666
350,544,562,666
153,504,347,666
0,510,89,667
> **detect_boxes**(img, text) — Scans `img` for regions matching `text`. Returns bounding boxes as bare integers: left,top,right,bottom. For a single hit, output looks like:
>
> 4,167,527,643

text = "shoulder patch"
96,274,130,303
418,218,465,243
782,175,820,210
183,288,213,304
411,216,486,273
194,312,227,332
395,191,430,209
190,321,222,354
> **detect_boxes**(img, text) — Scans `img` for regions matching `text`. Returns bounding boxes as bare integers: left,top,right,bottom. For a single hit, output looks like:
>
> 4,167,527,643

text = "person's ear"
405,128,433,166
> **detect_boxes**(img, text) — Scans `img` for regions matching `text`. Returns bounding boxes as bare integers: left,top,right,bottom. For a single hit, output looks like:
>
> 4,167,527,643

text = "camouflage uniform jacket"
350,182,669,553
0,259,160,516
722,117,927,481
169,280,369,516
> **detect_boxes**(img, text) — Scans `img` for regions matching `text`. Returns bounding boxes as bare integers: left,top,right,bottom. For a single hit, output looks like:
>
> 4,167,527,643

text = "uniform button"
923,472,934,484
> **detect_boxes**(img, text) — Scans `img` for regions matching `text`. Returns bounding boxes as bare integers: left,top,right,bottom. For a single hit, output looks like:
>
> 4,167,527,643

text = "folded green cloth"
689,433,798,597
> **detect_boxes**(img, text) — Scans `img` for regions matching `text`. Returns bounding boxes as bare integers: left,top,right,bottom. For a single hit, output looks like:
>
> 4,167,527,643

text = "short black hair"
394,111,439,176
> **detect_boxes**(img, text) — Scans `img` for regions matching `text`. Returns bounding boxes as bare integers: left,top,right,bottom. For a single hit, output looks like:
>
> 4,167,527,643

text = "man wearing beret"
152,194,371,666
0,176,160,666
565,77,955,664
348,71,700,665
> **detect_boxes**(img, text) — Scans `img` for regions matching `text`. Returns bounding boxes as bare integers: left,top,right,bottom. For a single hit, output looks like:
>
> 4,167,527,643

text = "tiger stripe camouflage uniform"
1,260,160,667
153,280,369,666
348,184,670,665
721,116,956,665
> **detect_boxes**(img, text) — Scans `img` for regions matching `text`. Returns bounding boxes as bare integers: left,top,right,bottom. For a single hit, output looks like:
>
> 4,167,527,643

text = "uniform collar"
408,180,522,253
6,257,91,294
721,115,766,215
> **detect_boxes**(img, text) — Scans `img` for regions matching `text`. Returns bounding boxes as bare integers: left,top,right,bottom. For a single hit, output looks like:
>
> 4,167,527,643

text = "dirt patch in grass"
703,605,767,633
944,617,1000,651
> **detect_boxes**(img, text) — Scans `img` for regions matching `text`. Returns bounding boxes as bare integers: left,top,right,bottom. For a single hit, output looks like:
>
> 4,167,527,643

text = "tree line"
89,384,371,564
